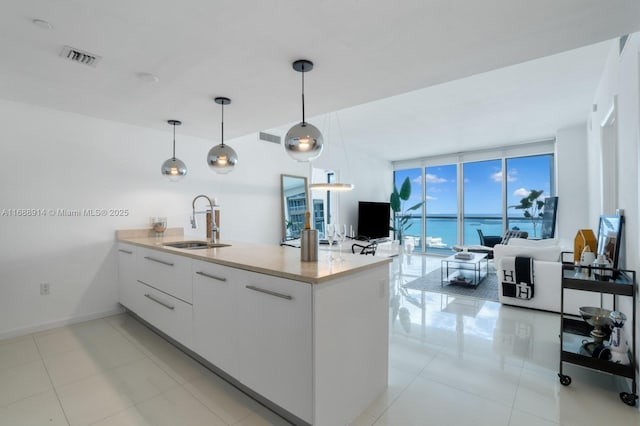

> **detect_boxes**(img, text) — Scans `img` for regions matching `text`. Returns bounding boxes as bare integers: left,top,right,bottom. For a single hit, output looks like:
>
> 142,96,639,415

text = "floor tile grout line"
505,353,527,426
31,334,72,426
105,313,182,360
414,374,517,415
370,372,421,425
86,405,138,426
39,346,149,390
179,379,249,426
370,343,444,424
0,337,46,374
36,316,194,425
118,313,294,425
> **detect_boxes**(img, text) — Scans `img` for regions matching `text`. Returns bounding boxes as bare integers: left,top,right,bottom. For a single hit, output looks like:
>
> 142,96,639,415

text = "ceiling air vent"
259,132,281,145
59,45,102,67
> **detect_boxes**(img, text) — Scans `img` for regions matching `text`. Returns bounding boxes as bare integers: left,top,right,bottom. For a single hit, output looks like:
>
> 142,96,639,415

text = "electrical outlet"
40,283,50,295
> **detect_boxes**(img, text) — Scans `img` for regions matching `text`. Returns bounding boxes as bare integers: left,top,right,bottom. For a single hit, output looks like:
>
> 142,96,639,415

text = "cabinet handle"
144,293,175,310
118,249,133,254
195,271,227,282
245,285,293,300
143,256,174,267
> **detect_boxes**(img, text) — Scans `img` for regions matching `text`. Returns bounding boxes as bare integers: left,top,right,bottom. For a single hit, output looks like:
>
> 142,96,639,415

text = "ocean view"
399,214,540,251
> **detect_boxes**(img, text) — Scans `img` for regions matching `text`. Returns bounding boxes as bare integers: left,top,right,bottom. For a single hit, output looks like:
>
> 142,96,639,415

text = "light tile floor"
0,254,638,425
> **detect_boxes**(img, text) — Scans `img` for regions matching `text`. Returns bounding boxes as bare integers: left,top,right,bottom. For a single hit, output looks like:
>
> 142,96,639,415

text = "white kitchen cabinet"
133,279,194,349
192,260,239,377
236,271,313,424
116,243,138,311
137,247,192,303
116,235,390,426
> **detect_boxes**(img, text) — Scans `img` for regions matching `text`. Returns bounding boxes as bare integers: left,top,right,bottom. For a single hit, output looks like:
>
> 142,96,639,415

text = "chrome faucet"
191,194,218,244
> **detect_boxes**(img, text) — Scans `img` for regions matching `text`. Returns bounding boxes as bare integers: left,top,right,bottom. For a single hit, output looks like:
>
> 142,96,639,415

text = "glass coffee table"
441,252,488,287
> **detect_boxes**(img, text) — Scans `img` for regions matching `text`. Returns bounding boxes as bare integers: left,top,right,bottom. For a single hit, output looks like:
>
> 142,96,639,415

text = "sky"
394,154,552,216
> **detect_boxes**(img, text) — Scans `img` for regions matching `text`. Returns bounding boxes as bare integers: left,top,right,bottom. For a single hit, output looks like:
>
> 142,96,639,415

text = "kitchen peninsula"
116,228,391,426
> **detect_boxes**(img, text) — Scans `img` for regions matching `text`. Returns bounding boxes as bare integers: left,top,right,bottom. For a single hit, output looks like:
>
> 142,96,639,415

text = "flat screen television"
357,201,391,240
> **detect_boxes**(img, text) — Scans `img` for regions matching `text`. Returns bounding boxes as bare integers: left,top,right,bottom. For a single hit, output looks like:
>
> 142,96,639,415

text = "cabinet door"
137,247,192,303
236,272,313,423
134,280,194,349
117,243,138,311
192,260,238,377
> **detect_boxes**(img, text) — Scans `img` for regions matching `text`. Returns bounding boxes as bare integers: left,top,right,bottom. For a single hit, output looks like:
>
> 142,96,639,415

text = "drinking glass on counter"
336,224,347,261
326,224,335,261
151,217,167,237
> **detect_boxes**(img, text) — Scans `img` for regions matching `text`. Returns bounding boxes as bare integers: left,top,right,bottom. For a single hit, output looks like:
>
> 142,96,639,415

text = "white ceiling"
1,0,639,161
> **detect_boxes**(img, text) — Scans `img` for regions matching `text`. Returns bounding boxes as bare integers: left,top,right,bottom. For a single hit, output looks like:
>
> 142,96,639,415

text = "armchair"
477,229,502,248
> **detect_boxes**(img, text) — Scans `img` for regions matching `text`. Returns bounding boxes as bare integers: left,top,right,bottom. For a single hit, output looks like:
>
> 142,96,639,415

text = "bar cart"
558,264,637,406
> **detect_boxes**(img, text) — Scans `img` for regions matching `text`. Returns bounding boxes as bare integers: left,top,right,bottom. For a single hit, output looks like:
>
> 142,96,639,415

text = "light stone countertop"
117,228,391,284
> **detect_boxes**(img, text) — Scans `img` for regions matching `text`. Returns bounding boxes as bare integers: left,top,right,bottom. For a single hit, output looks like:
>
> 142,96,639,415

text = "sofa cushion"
493,242,561,263
499,230,528,245
508,238,560,248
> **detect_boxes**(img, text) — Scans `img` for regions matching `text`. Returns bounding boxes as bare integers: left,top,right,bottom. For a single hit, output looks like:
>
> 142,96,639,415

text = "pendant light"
207,97,238,174
161,119,187,181
309,112,354,192
285,59,323,162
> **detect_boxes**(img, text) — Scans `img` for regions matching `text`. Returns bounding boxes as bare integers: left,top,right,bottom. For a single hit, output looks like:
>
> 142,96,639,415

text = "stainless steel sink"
162,241,231,249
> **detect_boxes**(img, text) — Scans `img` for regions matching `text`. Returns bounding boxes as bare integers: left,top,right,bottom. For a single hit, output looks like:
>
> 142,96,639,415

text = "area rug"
403,267,499,303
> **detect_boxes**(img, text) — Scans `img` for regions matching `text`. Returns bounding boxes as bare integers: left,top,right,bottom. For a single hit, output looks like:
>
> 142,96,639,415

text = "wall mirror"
281,174,308,241
596,214,624,269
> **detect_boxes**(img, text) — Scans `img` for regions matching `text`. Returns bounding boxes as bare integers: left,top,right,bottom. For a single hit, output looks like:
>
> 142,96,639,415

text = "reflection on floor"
380,254,639,425
0,254,637,425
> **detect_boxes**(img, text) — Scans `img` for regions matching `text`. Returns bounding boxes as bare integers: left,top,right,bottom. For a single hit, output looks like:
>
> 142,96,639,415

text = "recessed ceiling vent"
259,132,281,144
59,45,102,67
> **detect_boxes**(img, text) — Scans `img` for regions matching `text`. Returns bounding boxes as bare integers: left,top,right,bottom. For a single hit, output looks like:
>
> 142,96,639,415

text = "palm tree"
509,189,544,237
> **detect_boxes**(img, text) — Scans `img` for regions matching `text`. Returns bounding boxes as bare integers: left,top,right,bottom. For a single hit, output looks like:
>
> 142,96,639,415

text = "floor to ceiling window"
463,159,504,245
393,141,555,253
392,168,423,251
506,154,554,238
425,164,457,254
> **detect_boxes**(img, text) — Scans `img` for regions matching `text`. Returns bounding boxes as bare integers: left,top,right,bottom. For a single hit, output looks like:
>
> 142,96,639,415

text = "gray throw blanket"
501,256,534,299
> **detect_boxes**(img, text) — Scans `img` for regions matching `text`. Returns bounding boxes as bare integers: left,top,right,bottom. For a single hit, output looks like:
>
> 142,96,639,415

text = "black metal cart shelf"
559,265,637,406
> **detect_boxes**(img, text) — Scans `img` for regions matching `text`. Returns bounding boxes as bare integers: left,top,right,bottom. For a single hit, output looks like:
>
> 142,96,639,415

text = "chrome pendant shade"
161,119,187,181
207,97,237,174
285,59,323,162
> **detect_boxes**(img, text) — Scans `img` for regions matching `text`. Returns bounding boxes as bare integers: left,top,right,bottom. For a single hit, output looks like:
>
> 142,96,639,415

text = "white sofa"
493,238,604,315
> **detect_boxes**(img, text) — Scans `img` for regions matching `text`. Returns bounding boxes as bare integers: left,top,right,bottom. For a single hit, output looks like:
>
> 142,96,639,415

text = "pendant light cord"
172,122,176,160
301,65,306,124
336,112,351,181
220,102,225,147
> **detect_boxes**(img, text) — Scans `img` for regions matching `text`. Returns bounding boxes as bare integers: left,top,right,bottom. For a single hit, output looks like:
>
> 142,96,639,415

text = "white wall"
310,131,394,230
0,99,392,337
587,33,639,383
555,125,590,246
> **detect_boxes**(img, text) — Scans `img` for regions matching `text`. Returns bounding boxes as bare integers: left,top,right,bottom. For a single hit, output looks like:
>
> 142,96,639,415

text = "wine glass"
336,224,347,261
326,224,335,261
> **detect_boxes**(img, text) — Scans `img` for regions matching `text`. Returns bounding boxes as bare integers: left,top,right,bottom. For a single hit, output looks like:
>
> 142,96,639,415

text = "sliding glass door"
424,164,457,254
392,168,423,252
506,154,554,238
462,160,503,245
392,144,555,253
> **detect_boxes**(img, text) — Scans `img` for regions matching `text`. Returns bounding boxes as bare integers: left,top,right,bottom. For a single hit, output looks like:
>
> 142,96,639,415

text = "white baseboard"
0,307,125,341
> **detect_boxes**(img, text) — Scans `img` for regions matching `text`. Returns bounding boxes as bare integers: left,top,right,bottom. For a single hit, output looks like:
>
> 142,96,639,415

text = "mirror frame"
280,174,308,241
596,214,624,269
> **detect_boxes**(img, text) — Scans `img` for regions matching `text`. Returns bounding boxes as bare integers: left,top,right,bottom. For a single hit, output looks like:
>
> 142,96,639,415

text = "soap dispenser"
300,211,318,262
